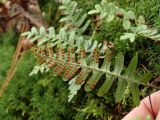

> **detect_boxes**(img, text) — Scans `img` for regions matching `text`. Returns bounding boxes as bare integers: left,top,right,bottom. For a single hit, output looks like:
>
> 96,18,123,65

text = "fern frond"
59,0,91,34
88,0,135,24
32,45,153,105
21,27,105,56
130,25,160,41
120,25,160,42
88,0,160,42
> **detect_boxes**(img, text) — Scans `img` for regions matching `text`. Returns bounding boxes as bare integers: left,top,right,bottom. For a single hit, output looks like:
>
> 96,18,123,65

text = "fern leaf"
89,0,160,41
115,78,127,102
22,27,105,59
131,25,160,41
115,55,138,102
85,71,103,92
72,9,83,22
59,16,71,22
31,46,152,105
97,50,113,96
137,73,153,83
97,75,115,97
124,55,138,77
70,2,78,16
68,77,81,102
79,20,91,34
38,37,49,46
75,14,88,27
113,52,124,75
59,0,90,33
130,83,140,106
20,0,158,106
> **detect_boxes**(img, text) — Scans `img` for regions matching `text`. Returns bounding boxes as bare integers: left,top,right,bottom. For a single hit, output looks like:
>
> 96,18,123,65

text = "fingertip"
122,91,160,120
143,90,160,116
122,101,154,120
156,111,160,120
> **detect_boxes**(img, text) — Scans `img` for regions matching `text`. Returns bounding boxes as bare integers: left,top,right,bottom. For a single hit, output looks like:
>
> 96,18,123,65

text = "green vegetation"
0,0,159,120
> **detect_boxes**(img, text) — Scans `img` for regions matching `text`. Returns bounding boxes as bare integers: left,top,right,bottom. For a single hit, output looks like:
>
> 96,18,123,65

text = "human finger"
156,111,160,120
122,91,160,120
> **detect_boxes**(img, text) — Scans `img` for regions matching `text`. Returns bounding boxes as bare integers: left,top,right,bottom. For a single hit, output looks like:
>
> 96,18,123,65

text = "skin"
122,91,160,120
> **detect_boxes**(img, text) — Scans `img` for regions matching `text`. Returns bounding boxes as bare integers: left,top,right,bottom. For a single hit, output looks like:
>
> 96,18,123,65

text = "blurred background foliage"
0,0,159,120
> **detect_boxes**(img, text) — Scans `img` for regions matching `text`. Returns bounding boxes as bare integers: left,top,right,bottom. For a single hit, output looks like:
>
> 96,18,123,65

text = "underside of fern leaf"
32,45,152,105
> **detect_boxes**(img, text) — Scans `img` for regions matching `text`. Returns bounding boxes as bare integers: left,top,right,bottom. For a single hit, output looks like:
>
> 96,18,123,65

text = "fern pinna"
59,0,91,34
31,44,152,106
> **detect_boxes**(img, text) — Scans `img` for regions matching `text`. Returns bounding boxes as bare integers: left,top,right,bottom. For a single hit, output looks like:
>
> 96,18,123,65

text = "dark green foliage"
75,0,101,12
38,0,58,24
